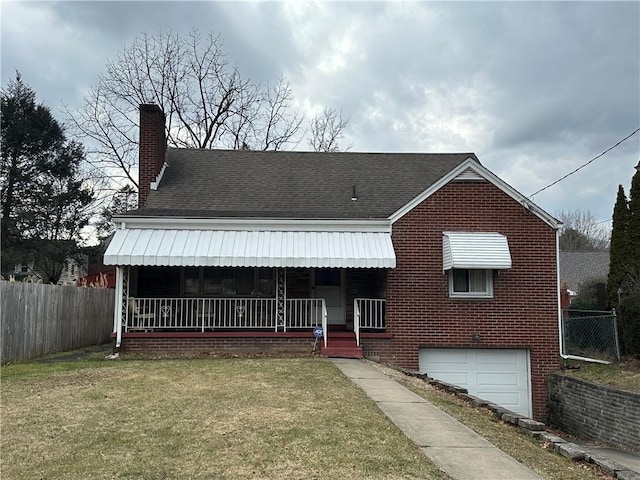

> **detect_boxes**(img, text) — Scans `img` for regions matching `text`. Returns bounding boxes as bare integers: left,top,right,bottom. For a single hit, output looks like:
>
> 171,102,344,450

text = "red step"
320,333,363,359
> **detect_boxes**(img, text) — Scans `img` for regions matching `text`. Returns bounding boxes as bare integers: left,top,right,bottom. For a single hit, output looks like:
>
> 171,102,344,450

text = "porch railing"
125,297,326,333
354,298,386,346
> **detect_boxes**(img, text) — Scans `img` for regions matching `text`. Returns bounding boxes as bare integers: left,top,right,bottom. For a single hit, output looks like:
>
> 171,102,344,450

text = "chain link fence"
561,310,620,363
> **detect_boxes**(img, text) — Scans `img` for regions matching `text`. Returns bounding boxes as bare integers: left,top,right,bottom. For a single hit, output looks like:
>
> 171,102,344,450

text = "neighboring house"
559,250,610,297
58,255,89,285
104,104,562,420
14,255,88,285
12,261,43,282
82,262,116,288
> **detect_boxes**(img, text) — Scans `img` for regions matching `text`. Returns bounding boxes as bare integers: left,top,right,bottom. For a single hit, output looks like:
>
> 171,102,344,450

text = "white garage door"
419,348,531,417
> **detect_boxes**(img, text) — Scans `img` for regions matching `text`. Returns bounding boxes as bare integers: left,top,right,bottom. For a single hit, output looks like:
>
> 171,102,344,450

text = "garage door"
419,348,531,417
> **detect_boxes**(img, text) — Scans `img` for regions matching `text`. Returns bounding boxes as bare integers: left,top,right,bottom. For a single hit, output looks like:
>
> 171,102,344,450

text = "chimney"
138,104,166,207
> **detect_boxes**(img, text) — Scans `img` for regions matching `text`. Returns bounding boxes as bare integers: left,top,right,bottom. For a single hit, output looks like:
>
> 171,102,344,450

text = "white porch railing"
354,298,386,346
125,297,327,333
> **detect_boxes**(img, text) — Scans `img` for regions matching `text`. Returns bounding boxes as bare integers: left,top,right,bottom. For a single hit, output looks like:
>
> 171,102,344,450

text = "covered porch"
105,224,395,355
115,266,388,355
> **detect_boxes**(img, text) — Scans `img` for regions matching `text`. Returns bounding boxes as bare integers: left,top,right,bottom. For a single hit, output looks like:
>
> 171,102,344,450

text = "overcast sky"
2,1,639,228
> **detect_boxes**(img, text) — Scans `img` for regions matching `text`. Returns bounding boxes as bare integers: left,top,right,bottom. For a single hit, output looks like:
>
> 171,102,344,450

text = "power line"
529,128,640,198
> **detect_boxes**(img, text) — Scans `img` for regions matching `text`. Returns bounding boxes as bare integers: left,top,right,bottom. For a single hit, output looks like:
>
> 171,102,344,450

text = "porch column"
114,266,124,348
114,266,130,348
276,268,286,331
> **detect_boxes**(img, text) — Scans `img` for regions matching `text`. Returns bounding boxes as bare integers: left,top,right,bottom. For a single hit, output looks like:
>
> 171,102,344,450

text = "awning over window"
104,229,396,268
442,232,512,270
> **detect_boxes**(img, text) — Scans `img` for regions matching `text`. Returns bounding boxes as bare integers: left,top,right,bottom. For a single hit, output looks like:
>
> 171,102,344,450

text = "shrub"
618,292,640,357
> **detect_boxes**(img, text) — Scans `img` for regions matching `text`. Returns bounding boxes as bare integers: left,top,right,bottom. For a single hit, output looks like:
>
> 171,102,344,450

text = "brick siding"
380,180,560,421
122,333,316,354
138,104,166,207
549,374,640,450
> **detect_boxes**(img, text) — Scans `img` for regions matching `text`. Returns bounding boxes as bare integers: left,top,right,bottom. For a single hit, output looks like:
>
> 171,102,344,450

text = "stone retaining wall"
548,373,640,451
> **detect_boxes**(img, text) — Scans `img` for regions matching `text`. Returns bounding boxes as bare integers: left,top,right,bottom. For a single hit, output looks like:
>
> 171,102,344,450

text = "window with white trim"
449,269,493,298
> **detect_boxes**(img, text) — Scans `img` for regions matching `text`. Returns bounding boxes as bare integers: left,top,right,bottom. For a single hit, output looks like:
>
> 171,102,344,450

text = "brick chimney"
138,104,166,207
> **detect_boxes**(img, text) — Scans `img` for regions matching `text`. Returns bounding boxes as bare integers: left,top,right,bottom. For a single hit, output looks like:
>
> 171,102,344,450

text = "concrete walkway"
331,358,542,480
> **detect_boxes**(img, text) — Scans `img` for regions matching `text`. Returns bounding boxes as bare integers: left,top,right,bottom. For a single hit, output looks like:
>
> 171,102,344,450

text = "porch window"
182,267,275,297
139,267,181,297
449,269,493,298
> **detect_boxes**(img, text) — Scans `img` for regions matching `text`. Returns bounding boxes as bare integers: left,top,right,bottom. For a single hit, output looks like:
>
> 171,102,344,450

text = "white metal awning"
104,229,396,268
442,232,512,270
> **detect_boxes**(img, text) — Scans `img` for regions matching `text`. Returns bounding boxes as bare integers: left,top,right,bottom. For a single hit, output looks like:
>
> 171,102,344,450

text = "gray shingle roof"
559,250,610,292
133,148,477,219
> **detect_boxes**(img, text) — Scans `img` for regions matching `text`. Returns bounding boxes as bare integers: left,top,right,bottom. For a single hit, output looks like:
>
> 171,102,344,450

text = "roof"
559,250,610,292
132,149,477,219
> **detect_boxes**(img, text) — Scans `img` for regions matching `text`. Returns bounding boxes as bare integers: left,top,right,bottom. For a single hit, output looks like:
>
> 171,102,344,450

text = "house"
559,250,609,306
58,255,89,285
13,254,88,285
82,262,116,288
104,104,562,421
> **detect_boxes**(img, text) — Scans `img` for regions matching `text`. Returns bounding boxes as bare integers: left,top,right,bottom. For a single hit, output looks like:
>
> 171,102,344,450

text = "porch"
114,266,389,355
104,225,396,355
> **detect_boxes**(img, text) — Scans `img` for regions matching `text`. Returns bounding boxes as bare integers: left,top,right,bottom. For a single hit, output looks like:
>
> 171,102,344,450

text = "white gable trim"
454,166,486,181
388,157,561,229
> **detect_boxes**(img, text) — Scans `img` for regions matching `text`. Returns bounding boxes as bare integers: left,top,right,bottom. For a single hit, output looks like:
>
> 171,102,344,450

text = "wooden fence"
1,282,115,364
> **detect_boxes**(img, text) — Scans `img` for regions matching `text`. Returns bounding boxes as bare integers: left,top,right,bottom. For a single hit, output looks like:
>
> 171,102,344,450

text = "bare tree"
557,209,611,251
66,30,328,193
308,107,351,152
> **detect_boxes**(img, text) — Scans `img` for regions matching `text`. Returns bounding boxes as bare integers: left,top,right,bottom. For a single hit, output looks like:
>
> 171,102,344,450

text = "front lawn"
1,357,446,480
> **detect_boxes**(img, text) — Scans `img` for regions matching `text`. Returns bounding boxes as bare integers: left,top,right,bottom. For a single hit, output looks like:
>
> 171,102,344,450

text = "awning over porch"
104,229,396,268
442,232,512,270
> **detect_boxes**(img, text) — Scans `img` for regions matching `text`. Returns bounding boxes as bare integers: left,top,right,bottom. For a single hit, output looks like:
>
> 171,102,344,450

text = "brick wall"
122,334,316,354
549,374,640,450
138,104,166,207
381,180,560,421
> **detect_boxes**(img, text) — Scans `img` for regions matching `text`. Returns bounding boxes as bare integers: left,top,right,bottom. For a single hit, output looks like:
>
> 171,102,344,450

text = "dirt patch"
35,343,113,363
620,356,640,373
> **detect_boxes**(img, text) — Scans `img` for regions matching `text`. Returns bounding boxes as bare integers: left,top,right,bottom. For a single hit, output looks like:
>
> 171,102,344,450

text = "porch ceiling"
103,229,396,268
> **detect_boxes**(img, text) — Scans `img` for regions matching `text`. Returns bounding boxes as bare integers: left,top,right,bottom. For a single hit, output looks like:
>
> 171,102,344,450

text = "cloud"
1,0,638,229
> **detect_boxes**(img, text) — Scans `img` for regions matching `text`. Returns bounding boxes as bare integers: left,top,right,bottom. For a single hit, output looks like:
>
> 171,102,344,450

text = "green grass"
3,353,626,480
1,357,448,480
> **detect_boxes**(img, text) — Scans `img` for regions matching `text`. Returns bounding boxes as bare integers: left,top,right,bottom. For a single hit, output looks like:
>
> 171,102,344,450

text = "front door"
313,269,345,325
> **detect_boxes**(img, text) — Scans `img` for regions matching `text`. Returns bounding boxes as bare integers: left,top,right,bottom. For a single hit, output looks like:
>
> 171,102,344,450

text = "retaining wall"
549,373,640,451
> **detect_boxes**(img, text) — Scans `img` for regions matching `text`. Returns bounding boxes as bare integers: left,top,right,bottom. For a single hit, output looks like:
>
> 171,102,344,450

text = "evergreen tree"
619,167,640,356
1,73,94,282
606,185,631,307
628,167,640,273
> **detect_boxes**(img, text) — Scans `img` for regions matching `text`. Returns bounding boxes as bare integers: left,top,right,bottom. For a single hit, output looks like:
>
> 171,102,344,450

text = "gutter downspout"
556,227,565,361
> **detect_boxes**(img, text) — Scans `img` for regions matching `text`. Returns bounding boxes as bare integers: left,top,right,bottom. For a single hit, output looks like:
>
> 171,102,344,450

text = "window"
138,267,181,297
183,267,275,297
315,269,341,287
183,267,201,296
449,269,493,298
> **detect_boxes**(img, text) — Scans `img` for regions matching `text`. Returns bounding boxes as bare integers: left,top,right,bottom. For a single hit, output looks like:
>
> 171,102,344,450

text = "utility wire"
529,127,640,198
